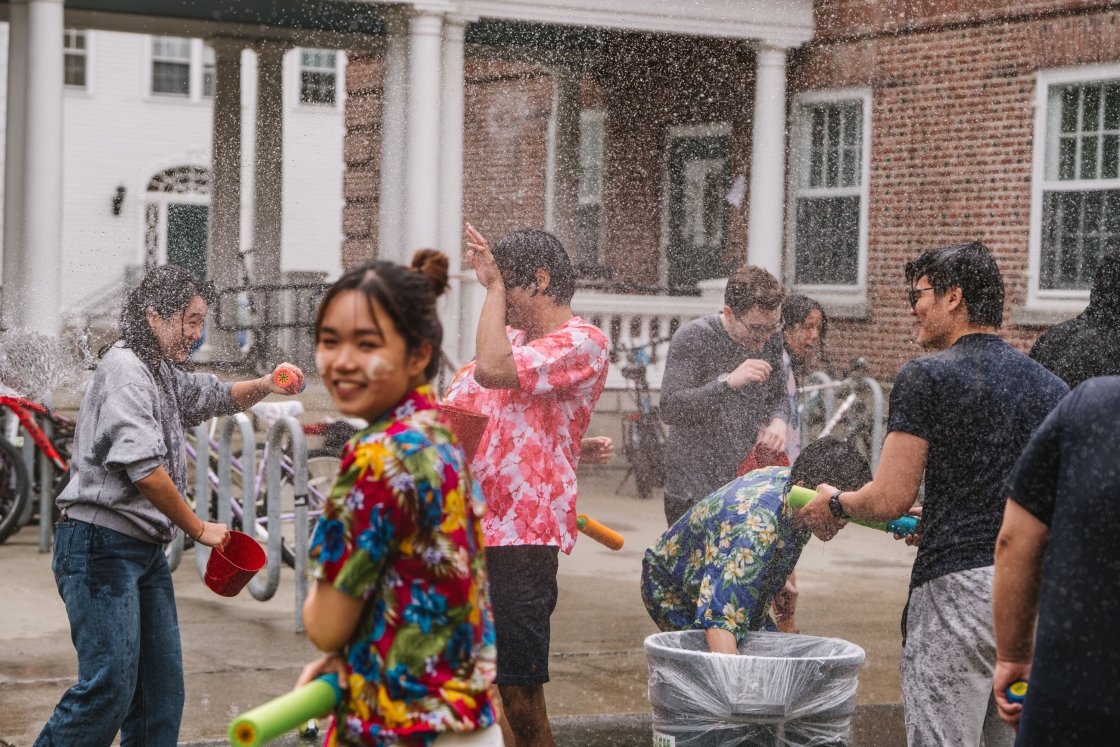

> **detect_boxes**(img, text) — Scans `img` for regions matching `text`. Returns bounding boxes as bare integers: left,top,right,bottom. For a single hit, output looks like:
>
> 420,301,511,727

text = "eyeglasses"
736,319,784,336
908,286,935,308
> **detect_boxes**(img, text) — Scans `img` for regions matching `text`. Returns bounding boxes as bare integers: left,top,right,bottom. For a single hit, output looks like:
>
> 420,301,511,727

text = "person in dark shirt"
660,265,789,525
800,241,1068,747
993,376,1120,743
1028,251,1120,389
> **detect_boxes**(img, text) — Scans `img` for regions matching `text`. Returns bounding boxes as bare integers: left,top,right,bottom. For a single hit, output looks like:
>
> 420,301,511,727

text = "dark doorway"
667,135,730,291
166,203,209,281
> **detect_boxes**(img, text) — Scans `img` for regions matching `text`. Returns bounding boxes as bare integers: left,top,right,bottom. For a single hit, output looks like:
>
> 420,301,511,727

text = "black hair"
904,240,1005,328
789,436,872,493
313,250,449,381
1087,250,1120,326
781,294,829,339
489,229,576,306
107,264,216,370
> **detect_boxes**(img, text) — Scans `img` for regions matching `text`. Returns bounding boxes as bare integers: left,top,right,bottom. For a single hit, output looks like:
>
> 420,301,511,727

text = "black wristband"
828,490,849,519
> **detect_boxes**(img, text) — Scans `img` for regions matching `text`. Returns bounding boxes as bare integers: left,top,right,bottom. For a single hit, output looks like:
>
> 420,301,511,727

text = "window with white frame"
151,37,191,96
64,29,87,88
790,93,870,289
202,45,215,97
1039,79,1120,291
578,111,606,269
300,49,337,105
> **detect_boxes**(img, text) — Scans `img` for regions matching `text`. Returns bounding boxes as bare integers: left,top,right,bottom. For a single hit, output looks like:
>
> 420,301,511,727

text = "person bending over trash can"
641,437,871,655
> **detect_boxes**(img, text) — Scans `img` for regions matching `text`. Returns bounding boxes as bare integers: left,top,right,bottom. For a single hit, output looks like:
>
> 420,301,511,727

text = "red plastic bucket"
441,405,490,460
205,531,266,597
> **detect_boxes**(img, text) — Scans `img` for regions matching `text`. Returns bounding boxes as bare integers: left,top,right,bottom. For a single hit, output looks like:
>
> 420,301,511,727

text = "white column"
404,11,443,254
20,0,63,334
549,66,581,259
252,43,286,367
378,12,409,264
746,43,789,279
252,43,285,287
439,18,467,365
206,39,244,359
2,0,29,330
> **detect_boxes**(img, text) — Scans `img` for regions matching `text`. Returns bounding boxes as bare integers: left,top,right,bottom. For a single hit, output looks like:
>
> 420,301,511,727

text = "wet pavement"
0,470,914,746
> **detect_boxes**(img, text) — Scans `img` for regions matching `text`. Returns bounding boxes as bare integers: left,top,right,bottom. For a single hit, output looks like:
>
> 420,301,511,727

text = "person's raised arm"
229,363,305,410
799,431,928,537
992,499,1049,729
465,223,519,389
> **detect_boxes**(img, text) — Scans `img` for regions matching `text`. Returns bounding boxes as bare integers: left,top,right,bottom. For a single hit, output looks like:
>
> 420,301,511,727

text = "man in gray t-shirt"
660,265,789,525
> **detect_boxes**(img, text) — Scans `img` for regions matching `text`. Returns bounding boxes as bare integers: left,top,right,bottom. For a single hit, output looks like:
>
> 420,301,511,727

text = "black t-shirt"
1029,311,1120,389
1005,377,1120,716
888,334,1068,590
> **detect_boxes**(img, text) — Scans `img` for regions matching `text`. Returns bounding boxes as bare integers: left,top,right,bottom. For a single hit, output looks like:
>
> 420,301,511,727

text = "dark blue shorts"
485,545,559,687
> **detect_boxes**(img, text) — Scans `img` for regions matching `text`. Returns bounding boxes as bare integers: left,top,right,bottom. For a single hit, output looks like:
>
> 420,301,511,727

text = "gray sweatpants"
900,566,1013,747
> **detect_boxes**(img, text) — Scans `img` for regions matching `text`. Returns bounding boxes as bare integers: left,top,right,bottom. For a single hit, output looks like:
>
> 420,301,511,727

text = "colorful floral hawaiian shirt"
641,467,811,639
443,317,609,553
307,386,497,747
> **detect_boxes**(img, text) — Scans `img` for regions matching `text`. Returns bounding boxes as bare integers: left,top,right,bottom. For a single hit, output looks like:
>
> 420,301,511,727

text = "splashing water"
0,329,93,401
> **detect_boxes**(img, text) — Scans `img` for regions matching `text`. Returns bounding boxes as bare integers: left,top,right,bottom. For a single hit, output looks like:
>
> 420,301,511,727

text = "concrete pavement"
0,470,915,746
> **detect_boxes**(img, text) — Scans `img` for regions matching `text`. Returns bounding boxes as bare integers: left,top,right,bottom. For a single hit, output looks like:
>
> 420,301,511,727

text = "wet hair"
108,264,216,370
1087,250,1120,326
724,265,784,317
313,250,449,380
489,229,576,306
781,294,829,339
905,240,1005,328
789,436,873,493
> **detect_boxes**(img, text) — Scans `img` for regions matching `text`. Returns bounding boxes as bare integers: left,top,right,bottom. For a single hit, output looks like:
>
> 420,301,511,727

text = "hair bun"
411,249,450,296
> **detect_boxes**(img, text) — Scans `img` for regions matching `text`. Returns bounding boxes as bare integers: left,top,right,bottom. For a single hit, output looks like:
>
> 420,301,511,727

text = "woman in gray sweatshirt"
35,265,303,747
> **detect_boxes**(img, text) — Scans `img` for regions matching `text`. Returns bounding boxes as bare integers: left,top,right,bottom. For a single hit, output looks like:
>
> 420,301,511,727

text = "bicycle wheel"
279,454,339,568
0,437,31,544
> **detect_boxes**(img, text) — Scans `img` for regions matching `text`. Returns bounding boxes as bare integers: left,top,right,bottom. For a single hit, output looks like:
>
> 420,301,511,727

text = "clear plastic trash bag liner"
645,630,865,746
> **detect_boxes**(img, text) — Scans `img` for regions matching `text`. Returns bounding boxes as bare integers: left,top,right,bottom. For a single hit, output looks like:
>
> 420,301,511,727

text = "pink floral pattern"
444,317,609,552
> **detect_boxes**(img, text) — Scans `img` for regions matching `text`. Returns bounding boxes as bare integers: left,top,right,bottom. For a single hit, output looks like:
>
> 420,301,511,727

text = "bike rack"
797,373,885,473
266,417,310,632
172,415,310,631
862,377,884,473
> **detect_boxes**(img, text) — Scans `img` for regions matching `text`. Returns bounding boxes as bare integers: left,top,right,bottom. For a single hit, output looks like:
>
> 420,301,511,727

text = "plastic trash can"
645,630,865,747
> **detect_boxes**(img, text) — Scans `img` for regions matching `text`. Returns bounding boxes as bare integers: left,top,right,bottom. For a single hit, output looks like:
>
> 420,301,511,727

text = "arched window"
144,165,211,280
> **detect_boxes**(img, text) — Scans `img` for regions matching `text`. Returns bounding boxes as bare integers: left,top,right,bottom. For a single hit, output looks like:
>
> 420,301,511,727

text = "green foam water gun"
228,674,342,747
788,486,919,536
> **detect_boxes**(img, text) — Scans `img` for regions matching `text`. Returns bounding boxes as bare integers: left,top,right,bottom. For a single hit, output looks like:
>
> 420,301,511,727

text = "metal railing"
168,414,311,632
797,372,884,472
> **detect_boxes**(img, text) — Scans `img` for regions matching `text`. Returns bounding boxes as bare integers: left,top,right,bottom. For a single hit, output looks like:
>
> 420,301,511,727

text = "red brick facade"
801,0,1120,377
342,2,1120,380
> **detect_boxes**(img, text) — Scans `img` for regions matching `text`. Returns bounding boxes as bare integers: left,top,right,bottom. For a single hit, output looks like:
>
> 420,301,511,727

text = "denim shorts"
485,545,559,687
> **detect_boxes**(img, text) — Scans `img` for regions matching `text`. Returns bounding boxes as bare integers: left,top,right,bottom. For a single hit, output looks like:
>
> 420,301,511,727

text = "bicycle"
615,337,671,499
0,395,73,543
181,402,348,568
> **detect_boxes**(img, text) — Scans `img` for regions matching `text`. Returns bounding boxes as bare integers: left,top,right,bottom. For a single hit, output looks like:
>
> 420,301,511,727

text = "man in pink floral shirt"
445,224,608,747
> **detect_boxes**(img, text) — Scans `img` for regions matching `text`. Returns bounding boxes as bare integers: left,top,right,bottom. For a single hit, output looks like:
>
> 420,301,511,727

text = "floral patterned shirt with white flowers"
443,317,609,553
307,386,497,747
641,467,811,640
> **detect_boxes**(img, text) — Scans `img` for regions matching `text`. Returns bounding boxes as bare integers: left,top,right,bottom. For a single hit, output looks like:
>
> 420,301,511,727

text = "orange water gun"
576,514,624,551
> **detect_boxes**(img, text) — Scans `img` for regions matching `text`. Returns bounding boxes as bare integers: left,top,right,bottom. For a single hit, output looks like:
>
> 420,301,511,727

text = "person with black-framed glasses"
799,241,1068,747
659,264,790,526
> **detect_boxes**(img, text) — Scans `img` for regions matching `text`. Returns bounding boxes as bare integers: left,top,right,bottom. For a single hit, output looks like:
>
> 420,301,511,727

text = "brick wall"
341,55,552,270
792,1,1120,378
595,33,757,285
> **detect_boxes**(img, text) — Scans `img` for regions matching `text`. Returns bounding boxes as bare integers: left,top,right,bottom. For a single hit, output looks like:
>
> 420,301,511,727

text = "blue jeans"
35,519,184,747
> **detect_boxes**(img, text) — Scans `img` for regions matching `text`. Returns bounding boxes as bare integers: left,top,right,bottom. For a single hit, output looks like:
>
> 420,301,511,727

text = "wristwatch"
718,373,732,389
828,490,849,519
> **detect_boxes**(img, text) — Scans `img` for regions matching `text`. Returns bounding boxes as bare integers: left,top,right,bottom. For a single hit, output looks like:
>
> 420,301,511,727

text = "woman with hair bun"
296,252,500,746
36,264,305,747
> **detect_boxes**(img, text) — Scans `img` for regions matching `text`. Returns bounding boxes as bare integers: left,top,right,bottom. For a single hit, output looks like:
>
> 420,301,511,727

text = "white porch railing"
455,276,723,390
571,290,720,390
